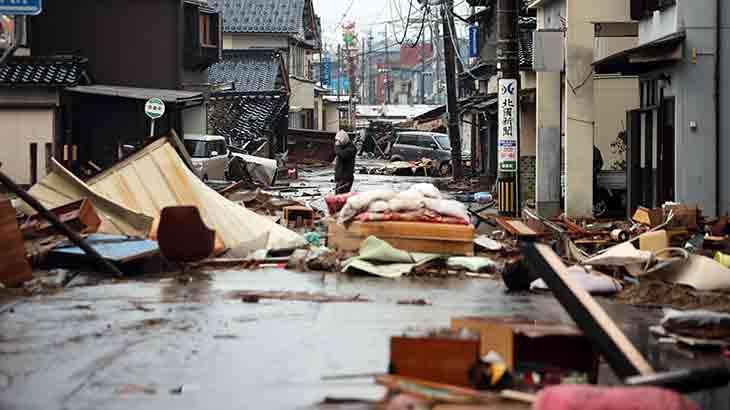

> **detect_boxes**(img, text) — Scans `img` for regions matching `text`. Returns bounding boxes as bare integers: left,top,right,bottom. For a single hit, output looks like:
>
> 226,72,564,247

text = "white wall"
290,77,315,110
0,109,55,185
223,33,288,50
594,76,639,170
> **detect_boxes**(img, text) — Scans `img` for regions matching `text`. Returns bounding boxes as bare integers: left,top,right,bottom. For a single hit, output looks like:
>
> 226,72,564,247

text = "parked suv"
389,131,469,176
183,134,229,181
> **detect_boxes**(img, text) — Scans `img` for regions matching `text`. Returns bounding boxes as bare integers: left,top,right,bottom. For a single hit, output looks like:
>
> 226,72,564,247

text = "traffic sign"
144,98,165,120
0,0,42,15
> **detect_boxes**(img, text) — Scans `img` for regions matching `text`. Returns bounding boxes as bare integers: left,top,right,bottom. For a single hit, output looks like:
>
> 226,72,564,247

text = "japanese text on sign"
498,79,518,172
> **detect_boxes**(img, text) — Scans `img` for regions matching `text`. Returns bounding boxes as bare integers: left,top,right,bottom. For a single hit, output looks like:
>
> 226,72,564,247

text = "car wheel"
439,162,452,177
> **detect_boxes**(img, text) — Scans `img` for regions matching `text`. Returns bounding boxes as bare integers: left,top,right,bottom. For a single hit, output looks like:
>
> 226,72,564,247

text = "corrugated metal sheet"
86,138,304,251
24,137,304,252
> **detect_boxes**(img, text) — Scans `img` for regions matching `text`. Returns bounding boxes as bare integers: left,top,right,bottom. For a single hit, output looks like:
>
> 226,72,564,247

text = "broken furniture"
450,317,599,384
328,221,475,256
19,198,101,238
283,205,315,229
521,242,730,394
157,206,215,264
389,330,481,388
0,198,32,287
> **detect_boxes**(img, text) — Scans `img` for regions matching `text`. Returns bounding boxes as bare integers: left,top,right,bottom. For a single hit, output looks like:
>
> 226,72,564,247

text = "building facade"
211,0,321,130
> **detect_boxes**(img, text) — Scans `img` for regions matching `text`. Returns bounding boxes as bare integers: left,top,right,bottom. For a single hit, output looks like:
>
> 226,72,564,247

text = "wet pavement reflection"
2,268,729,410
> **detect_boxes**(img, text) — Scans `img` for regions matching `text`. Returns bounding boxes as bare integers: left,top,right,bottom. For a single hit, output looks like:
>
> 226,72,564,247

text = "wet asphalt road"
1,164,729,410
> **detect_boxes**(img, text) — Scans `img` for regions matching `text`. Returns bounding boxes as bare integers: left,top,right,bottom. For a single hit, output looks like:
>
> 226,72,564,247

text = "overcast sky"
314,0,471,50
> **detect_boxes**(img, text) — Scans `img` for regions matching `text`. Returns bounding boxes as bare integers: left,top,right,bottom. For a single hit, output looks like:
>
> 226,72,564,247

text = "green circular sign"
145,98,165,120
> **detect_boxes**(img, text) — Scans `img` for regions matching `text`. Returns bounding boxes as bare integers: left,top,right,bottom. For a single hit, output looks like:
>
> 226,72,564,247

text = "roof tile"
0,55,88,87
208,50,284,93
209,0,305,34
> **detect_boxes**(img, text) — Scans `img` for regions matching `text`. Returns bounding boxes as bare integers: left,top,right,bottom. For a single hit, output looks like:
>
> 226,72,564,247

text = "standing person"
334,130,356,194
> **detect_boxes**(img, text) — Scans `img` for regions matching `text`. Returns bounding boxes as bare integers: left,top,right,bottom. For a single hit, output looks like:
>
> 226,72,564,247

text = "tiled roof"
208,50,285,93
208,0,304,34
0,55,88,87
519,17,536,70
208,94,288,147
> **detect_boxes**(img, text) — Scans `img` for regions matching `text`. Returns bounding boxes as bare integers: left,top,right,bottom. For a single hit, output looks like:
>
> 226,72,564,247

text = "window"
397,133,419,146
630,0,676,20
185,140,208,158
199,12,219,47
435,135,451,150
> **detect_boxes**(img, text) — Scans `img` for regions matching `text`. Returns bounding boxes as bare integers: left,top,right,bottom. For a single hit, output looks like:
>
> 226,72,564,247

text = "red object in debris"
325,192,358,215
355,210,469,225
534,385,699,410
288,168,298,180
157,206,215,263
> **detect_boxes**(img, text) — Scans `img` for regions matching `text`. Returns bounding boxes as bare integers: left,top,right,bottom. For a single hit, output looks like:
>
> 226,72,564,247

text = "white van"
183,134,229,181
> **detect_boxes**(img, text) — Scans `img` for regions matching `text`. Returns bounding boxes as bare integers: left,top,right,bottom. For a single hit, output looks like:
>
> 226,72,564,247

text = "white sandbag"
338,189,397,223
531,266,622,294
395,190,426,202
422,198,470,223
388,198,424,212
368,200,391,213
407,183,443,199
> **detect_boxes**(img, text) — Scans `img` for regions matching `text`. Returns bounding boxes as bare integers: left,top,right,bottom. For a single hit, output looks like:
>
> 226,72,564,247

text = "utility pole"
420,28,426,104
432,22,442,105
496,0,520,216
368,32,375,105
441,1,464,180
337,44,342,103
361,37,366,104
385,24,391,105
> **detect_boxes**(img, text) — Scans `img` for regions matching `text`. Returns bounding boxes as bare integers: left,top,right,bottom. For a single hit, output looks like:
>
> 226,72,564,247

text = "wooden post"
0,170,124,278
29,143,38,185
45,142,53,175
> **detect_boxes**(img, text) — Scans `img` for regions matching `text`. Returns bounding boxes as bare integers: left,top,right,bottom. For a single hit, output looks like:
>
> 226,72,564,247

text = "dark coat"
335,142,357,182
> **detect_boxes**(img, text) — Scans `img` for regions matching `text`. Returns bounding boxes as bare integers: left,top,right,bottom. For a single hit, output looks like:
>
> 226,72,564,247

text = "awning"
593,31,686,75
66,85,204,104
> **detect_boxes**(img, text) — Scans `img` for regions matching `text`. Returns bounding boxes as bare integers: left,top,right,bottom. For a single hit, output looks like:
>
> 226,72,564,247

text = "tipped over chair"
157,206,216,270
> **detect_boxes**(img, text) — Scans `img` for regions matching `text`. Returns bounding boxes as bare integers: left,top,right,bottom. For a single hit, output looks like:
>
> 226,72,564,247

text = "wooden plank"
520,242,654,379
328,223,474,255
495,218,537,237
0,199,32,287
376,375,535,406
349,221,475,242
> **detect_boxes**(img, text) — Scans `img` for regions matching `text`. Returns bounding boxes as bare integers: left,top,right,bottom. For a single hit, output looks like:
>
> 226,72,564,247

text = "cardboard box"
389,330,481,388
451,317,599,383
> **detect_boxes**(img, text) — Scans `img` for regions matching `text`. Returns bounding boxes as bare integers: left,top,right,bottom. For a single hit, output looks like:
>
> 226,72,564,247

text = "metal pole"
385,24,390,105
150,119,155,137
496,0,520,216
420,27,426,104
0,170,124,277
337,44,342,103
368,32,375,105
441,1,464,180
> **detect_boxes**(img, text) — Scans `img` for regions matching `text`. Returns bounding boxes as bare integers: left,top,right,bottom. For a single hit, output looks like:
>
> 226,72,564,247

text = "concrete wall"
323,102,341,132
594,75,639,170
290,77,315,110
637,0,719,215
562,0,633,217
0,109,55,185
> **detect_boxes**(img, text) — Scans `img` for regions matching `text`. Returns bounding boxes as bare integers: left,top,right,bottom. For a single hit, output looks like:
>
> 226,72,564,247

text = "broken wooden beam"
0,170,123,277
